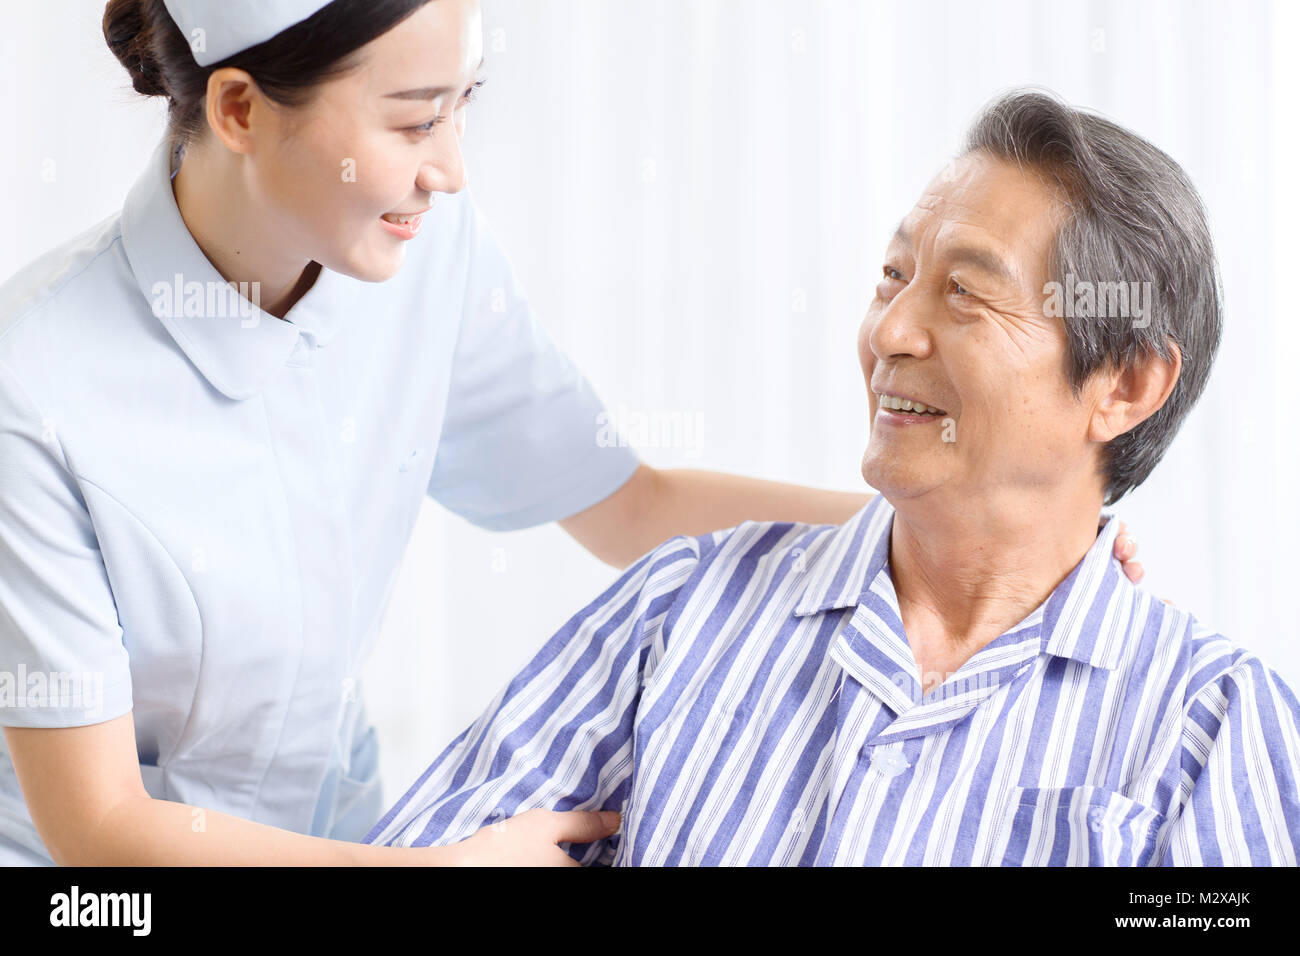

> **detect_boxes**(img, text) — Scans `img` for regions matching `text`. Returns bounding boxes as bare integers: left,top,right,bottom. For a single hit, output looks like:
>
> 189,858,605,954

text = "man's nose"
867,283,934,361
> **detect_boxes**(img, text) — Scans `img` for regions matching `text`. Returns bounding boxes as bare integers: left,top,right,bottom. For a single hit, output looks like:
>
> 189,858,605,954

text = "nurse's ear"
104,0,435,158
202,68,276,156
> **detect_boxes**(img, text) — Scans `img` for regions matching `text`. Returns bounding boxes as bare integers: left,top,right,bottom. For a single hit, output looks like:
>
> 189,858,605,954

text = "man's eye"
883,265,904,281
949,278,970,296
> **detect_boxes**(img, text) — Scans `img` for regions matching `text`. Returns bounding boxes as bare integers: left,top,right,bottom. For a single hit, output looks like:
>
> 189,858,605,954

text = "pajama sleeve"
362,534,708,865
1161,655,1300,865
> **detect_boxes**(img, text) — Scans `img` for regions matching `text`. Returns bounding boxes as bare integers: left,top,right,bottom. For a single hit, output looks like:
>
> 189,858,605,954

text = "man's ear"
1087,342,1183,443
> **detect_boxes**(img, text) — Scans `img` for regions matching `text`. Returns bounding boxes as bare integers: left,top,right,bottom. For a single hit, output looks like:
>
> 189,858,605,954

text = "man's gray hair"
964,89,1222,504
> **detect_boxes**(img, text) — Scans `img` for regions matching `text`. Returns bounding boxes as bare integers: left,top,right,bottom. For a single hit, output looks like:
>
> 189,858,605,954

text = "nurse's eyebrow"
384,56,486,99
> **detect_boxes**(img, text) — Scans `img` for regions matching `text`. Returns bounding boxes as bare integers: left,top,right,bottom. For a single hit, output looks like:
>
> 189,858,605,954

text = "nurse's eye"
407,116,447,135
459,78,485,106
404,80,484,137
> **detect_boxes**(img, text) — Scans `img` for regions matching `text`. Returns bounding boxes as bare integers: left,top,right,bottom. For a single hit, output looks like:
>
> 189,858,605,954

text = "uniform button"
1087,807,1105,832
868,746,910,777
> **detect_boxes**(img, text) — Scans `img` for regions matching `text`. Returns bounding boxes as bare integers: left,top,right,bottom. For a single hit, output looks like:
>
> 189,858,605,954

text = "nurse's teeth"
382,213,420,225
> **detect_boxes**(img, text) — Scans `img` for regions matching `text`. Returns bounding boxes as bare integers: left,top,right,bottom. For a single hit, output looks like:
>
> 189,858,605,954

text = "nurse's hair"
103,0,436,149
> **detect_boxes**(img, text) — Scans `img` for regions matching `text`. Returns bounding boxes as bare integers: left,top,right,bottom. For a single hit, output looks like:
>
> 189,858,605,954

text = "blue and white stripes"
364,496,1300,865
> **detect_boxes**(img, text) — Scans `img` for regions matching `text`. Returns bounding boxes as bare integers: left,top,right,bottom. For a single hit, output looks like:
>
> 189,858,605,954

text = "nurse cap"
162,0,335,67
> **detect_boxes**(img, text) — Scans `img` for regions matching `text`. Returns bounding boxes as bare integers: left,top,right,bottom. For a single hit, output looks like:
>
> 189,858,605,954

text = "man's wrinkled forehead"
907,157,985,222
890,153,1066,276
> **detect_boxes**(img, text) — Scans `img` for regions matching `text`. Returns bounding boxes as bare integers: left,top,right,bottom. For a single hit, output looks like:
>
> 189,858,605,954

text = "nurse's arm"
2,714,618,866
559,463,1146,580
559,464,868,570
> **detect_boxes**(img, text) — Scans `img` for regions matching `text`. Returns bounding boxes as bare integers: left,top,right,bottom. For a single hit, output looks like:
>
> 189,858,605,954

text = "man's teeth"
879,394,944,414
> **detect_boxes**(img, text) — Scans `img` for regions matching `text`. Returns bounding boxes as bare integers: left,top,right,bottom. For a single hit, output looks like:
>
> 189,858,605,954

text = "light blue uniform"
0,134,640,864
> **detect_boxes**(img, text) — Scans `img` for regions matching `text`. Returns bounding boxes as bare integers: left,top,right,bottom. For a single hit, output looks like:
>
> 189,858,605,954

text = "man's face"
858,151,1100,504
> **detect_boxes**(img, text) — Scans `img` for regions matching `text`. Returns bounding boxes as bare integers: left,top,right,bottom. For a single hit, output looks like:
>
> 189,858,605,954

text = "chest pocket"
992,785,1167,866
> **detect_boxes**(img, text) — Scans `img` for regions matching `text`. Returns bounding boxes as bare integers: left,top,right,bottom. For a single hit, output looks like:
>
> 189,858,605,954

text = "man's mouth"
877,392,947,416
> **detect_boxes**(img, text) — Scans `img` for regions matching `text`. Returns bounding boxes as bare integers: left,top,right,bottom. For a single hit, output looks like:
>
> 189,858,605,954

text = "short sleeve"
1161,656,1300,865
0,358,133,728
426,195,640,531
362,533,709,864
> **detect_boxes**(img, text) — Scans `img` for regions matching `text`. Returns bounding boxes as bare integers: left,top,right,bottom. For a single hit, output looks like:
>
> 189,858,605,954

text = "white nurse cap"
162,0,335,67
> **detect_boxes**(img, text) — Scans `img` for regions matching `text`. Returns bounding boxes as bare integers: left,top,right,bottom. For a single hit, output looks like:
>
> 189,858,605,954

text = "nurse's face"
252,0,484,282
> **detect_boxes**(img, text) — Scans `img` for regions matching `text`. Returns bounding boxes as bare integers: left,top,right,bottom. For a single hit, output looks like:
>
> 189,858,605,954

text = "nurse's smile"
378,207,430,240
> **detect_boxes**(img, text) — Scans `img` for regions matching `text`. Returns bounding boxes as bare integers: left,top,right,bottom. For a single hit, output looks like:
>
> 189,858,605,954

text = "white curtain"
5,0,1296,802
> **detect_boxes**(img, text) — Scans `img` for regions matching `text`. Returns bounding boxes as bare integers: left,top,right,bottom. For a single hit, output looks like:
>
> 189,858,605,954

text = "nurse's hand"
1113,521,1144,583
434,808,622,866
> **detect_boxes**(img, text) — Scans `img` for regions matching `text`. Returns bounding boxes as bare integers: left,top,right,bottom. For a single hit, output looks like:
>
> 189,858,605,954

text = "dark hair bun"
103,0,169,97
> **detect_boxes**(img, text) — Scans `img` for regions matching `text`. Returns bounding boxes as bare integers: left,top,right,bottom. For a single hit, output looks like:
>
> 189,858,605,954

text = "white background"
3,0,1297,805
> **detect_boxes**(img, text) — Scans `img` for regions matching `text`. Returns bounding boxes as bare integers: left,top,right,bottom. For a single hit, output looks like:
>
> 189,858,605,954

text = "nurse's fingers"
528,807,622,847
437,808,620,865
1122,560,1144,584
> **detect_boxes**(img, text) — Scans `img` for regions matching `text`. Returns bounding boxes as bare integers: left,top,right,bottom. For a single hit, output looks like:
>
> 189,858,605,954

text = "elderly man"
364,90,1300,865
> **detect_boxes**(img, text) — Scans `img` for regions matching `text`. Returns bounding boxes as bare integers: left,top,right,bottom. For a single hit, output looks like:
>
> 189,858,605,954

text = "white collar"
120,134,356,400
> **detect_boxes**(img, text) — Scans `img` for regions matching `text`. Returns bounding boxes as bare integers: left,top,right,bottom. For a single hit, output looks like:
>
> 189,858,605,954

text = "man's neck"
888,483,1105,688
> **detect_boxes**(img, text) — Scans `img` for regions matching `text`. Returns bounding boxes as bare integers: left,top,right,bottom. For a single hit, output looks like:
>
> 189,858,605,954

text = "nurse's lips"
379,204,433,240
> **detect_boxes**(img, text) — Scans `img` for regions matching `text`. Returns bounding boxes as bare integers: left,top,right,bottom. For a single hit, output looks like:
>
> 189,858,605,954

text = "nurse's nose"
416,123,469,195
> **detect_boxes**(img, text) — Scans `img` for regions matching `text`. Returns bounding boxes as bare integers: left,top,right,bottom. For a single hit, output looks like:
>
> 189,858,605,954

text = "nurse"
0,0,1144,865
